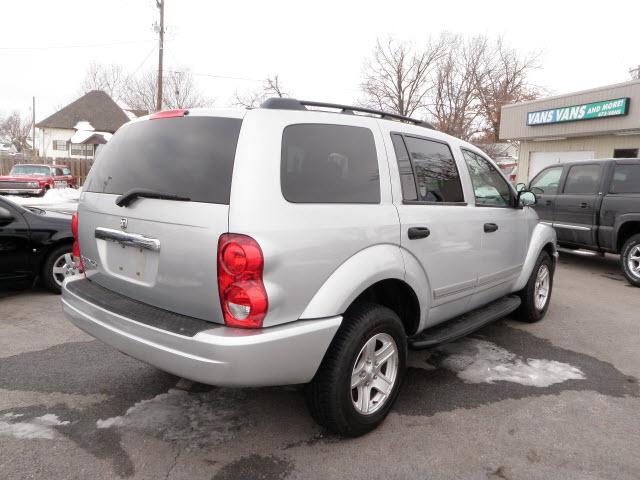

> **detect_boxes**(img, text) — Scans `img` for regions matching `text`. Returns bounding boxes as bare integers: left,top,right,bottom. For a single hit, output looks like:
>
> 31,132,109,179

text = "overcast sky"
1,0,639,120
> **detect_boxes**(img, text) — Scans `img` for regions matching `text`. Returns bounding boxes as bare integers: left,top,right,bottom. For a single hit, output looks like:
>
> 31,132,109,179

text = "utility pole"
31,96,36,160
155,0,165,112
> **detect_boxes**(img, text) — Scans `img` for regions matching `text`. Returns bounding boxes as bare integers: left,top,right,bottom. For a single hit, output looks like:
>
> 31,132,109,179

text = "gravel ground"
1,251,638,480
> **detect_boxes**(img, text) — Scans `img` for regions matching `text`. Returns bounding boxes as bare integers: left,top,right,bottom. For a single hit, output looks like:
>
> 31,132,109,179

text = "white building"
35,90,146,159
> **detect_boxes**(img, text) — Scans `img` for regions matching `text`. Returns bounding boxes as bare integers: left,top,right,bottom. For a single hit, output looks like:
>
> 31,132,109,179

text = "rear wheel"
620,234,640,287
305,302,406,437
515,251,554,323
41,244,79,294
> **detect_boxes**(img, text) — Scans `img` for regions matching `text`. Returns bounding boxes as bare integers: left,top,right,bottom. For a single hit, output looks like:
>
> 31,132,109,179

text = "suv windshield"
10,165,51,176
84,116,242,204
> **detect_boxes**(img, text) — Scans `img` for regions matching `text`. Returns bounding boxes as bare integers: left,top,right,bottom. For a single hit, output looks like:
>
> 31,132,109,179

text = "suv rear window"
281,124,380,203
84,116,242,204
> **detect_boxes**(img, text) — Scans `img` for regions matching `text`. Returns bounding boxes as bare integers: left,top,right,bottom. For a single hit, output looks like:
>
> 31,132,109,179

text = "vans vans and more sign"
527,97,629,126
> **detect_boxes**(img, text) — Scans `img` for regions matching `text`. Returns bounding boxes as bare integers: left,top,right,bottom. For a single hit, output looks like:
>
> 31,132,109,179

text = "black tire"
37,186,49,198
41,244,73,294
620,234,640,287
515,250,554,323
305,302,407,437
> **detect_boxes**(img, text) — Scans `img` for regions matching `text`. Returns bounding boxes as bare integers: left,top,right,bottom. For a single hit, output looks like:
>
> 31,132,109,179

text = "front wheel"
515,250,554,323
620,234,640,287
305,303,407,437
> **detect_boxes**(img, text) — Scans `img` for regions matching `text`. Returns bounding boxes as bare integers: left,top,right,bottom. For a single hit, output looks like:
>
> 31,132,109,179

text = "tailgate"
78,113,243,323
79,193,227,322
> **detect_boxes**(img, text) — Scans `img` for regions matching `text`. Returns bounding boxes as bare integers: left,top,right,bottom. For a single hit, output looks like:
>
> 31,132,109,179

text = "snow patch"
3,187,81,207
96,388,248,448
437,339,585,387
0,413,69,440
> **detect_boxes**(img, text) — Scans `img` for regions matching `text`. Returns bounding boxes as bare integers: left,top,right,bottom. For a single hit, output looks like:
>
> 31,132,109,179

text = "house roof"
36,90,131,133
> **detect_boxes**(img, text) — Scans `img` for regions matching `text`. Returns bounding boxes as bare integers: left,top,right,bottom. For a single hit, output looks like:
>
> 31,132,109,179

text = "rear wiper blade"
115,188,191,207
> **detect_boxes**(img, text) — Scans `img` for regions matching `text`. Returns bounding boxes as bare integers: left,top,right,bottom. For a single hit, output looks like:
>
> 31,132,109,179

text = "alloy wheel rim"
628,245,640,279
52,252,79,287
351,332,399,415
534,264,550,310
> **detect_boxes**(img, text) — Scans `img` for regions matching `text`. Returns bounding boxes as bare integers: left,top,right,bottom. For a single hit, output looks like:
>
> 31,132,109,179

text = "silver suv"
62,99,557,436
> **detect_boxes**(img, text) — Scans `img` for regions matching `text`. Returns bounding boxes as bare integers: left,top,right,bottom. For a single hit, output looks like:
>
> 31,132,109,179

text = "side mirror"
0,206,15,226
518,191,537,207
515,182,526,192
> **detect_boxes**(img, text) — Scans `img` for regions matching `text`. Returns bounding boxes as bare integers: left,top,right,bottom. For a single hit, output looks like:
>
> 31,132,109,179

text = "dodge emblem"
120,218,128,230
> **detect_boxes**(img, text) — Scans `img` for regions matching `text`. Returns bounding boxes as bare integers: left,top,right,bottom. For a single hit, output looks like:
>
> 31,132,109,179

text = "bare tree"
427,36,487,140
233,75,289,108
79,63,129,101
360,36,449,117
122,69,211,111
474,37,541,142
0,111,32,152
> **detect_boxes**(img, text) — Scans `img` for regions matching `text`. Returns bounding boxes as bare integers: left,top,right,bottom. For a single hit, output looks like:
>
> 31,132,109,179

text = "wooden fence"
0,154,93,186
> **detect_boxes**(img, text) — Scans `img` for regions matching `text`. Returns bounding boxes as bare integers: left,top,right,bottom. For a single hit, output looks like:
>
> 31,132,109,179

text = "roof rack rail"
259,97,434,129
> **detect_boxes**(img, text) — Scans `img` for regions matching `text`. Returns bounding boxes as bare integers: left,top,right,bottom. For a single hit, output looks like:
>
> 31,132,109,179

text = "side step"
409,295,521,349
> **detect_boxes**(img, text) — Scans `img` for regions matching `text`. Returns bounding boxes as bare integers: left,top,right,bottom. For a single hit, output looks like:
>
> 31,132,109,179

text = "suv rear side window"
530,166,563,195
610,164,640,194
563,164,601,194
401,136,464,203
84,116,242,204
281,124,380,203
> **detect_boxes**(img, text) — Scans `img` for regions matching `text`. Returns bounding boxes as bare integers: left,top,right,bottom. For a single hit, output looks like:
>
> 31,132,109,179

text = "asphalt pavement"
1,251,639,479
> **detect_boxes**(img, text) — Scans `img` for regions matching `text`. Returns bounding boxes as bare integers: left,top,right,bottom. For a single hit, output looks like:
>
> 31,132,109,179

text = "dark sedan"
0,196,79,293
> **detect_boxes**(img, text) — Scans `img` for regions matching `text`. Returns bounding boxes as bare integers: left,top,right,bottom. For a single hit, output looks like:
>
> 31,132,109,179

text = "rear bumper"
61,277,341,386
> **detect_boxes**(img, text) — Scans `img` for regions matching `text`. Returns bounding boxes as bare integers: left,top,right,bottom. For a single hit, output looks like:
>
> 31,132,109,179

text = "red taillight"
71,212,84,272
217,234,268,328
150,109,189,120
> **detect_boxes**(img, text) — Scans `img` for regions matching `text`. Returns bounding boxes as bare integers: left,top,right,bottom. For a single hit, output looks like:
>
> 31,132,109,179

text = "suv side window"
563,164,601,194
530,166,563,195
400,135,464,203
390,134,417,201
462,149,512,207
610,164,640,194
281,124,380,203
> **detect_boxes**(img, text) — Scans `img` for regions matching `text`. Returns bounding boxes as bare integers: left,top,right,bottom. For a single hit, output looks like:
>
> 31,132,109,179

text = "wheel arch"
615,217,640,252
299,244,425,336
512,223,558,292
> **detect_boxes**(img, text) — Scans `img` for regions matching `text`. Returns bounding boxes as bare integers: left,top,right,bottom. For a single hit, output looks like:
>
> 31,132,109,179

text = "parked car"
527,158,640,286
61,99,557,436
0,164,76,196
0,196,79,293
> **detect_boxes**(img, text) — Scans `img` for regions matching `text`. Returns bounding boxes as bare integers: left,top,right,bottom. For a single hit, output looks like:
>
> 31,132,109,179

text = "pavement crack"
164,449,180,480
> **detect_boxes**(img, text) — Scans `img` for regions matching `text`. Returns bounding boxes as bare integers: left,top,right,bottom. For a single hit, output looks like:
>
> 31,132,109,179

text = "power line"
0,39,156,51
167,70,262,82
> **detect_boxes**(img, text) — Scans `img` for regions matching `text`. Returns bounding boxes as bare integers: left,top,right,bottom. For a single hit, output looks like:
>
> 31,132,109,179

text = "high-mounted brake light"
217,234,268,328
71,212,84,272
149,109,189,120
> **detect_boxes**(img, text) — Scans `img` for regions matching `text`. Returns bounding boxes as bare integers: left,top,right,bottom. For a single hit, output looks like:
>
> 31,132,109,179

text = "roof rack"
260,97,434,129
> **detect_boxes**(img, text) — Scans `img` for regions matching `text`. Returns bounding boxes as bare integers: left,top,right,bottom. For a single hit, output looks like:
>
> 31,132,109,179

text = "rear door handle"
580,202,588,208
545,200,553,206
484,223,499,233
408,227,430,240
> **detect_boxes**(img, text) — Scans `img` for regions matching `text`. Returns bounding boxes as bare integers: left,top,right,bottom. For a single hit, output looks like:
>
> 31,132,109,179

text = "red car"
0,164,76,196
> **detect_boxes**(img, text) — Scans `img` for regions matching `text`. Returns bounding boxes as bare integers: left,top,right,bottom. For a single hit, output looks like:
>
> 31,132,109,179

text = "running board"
409,295,521,349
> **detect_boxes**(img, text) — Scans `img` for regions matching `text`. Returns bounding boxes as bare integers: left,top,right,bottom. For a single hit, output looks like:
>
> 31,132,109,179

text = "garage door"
528,151,595,180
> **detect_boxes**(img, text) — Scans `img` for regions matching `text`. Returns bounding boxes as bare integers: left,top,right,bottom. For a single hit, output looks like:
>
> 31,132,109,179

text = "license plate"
54,181,66,188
